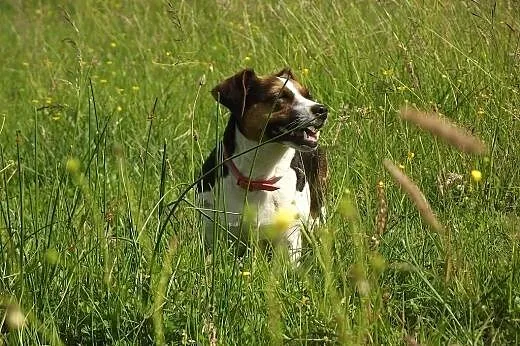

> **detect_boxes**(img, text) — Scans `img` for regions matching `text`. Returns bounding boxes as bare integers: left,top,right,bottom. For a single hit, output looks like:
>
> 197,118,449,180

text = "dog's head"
211,68,328,152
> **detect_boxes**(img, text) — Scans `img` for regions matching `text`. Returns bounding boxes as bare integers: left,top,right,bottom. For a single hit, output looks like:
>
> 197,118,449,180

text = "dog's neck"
227,125,294,181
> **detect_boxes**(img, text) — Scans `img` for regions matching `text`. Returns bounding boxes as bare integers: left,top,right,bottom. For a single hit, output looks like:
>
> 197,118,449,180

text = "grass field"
1,0,520,344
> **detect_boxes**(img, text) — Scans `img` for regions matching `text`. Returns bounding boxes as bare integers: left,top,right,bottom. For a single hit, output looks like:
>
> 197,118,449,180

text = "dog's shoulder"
197,121,236,193
197,146,229,193
290,147,328,218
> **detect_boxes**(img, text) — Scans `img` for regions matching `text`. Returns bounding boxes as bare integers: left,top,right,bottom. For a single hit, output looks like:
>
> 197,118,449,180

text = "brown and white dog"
197,68,328,262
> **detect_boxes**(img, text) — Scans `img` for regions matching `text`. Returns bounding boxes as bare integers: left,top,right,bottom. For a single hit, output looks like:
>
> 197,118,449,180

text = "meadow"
1,0,519,344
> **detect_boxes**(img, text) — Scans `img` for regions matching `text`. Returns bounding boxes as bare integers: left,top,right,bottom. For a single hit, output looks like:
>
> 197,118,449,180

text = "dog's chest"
202,168,311,229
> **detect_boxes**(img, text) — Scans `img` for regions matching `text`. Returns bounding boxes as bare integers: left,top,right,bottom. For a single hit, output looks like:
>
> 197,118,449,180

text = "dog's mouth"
268,122,323,151
284,125,320,148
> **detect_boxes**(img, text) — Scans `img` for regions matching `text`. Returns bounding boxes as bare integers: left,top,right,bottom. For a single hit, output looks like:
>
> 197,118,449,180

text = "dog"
197,68,328,262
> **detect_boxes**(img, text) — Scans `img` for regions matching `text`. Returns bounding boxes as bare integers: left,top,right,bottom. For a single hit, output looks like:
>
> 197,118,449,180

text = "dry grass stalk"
399,107,488,155
383,159,444,234
405,60,421,90
375,181,388,237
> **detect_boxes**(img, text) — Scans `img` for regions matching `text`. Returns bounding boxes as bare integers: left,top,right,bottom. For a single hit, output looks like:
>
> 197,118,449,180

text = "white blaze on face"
275,77,322,150
277,77,319,117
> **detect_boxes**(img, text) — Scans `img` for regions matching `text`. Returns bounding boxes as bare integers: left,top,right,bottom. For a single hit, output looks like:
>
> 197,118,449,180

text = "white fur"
279,78,319,113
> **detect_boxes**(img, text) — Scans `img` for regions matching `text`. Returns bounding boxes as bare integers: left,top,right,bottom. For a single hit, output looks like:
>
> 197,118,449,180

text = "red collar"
223,147,282,192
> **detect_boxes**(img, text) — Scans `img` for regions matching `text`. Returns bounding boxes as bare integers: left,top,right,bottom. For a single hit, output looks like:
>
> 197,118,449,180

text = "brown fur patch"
211,68,257,115
303,148,328,219
291,148,328,218
239,77,295,141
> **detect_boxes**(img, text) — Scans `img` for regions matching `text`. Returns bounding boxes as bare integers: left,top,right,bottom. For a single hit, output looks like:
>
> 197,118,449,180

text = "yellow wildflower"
132,85,140,91
471,170,482,183
382,69,393,77
244,56,251,62
407,151,415,161
117,106,122,112
272,207,298,232
110,42,117,48
302,68,309,76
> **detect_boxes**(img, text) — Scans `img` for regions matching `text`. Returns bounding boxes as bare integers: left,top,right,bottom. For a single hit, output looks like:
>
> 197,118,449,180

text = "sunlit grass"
1,0,519,344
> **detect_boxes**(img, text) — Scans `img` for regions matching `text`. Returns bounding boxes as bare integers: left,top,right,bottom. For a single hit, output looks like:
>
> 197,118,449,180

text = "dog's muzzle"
271,103,328,151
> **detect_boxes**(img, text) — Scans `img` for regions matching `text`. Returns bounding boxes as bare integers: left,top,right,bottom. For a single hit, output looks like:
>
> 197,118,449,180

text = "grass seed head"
5,304,26,331
65,158,80,174
370,253,386,274
44,248,59,265
399,107,488,155
339,194,358,220
383,159,444,233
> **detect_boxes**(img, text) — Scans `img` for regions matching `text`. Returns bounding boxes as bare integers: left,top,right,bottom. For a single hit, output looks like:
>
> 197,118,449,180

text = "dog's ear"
275,67,296,80
211,68,258,113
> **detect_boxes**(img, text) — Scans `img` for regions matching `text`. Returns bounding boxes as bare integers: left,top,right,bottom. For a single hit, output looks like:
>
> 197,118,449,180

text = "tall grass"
1,0,519,344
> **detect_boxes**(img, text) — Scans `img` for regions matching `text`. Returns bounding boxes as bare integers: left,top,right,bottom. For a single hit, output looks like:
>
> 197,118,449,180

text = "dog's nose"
311,104,328,119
